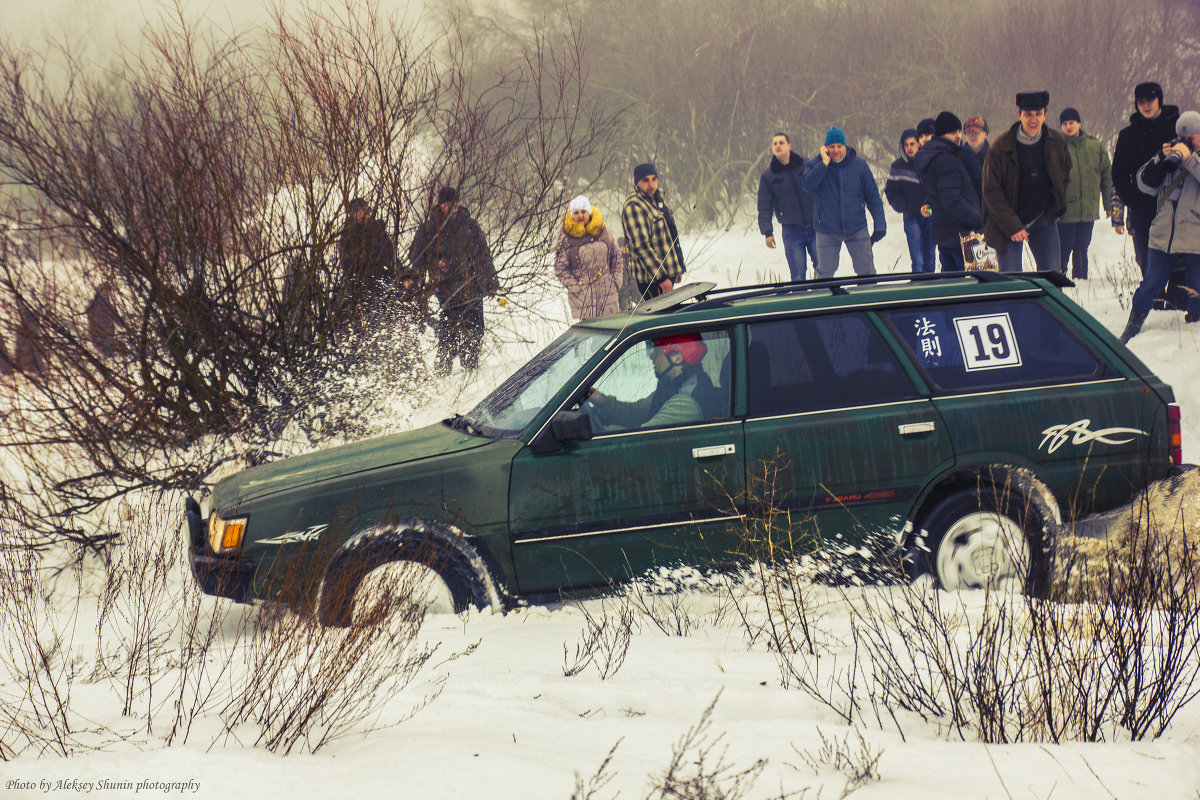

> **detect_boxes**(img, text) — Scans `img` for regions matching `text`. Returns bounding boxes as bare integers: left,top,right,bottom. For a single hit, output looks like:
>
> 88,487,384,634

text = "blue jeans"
996,215,1062,273
939,245,966,271
1057,220,1094,278
1132,250,1200,317
1128,211,1152,277
903,214,936,273
780,224,818,281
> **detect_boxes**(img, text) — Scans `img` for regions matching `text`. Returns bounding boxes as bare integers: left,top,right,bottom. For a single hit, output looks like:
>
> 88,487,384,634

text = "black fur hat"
1015,90,1050,110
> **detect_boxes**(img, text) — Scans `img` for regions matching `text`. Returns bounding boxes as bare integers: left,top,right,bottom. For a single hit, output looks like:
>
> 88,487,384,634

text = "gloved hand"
870,229,886,244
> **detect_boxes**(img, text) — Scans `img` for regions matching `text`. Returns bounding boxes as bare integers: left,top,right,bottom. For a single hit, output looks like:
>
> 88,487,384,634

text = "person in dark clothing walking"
408,187,498,375
961,116,989,203
339,197,396,295
1112,81,1182,276
1057,107,1115,279
886,128,935,273
757,132,818,281
982,90,1072,272
914,112,984,271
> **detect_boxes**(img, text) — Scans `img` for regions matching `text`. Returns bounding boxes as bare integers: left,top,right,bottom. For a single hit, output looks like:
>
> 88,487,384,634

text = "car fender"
318,519,515,623
908,463,1063,547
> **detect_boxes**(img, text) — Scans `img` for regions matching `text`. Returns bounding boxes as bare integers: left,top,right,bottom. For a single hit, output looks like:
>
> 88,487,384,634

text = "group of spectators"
342,79,1200,378
754,81,1200,342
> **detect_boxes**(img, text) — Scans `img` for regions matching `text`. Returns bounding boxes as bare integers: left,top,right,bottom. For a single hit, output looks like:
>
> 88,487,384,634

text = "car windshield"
462,327,613,437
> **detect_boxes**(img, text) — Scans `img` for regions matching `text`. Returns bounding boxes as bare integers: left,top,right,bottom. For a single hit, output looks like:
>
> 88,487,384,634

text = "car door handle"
692,444,736,459
898,421,936,435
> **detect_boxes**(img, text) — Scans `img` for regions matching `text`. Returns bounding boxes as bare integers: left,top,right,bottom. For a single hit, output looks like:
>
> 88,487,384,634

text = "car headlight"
208,511,247,554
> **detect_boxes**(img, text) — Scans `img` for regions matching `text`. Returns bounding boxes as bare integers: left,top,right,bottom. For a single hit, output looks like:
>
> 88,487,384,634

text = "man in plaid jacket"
621,163,686,301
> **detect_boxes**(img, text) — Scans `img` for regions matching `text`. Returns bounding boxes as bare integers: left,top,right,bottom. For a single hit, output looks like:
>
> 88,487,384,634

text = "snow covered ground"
5,216,1200,800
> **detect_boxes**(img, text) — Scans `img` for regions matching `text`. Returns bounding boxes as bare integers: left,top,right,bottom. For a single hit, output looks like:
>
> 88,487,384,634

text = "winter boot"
1118,309,1148,344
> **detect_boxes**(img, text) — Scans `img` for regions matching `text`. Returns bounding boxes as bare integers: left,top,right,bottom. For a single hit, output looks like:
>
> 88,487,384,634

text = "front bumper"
185,497,256,603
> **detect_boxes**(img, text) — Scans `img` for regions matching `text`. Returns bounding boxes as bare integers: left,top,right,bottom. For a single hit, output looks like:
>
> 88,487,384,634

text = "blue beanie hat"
824,126,846,146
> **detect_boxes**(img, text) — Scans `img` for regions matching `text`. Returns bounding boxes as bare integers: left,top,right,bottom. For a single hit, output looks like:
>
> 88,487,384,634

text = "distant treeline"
458,0,1200,220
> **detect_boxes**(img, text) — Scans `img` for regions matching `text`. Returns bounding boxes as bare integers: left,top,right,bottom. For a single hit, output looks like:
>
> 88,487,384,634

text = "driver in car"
586,333,712,430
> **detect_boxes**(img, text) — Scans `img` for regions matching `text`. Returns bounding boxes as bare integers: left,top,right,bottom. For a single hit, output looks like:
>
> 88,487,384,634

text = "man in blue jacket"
801,126,887,277
757,132,818,281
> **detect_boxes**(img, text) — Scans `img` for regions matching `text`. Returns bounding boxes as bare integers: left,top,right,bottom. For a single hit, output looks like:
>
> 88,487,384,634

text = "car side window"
579,329,732,433
886,300,1109,391
747,314,917,417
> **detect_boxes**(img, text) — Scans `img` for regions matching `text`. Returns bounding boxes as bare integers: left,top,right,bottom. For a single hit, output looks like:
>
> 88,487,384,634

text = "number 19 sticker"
953,313,1021,371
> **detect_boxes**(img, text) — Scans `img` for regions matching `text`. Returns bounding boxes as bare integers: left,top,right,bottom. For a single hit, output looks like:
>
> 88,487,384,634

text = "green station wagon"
186,271,1182,620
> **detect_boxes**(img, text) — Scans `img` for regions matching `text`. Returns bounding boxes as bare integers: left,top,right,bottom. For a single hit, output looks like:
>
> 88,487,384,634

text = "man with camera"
1118,111,1200,342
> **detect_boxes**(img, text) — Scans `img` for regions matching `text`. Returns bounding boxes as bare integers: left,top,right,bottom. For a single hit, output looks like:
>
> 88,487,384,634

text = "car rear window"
886,299,1109,391
746,313,917,416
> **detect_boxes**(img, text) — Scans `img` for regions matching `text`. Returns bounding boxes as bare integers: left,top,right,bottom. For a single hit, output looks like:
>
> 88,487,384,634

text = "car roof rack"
638,270,1074,314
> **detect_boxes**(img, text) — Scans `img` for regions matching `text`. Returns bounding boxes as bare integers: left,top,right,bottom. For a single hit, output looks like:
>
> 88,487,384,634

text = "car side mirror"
531,410,593,454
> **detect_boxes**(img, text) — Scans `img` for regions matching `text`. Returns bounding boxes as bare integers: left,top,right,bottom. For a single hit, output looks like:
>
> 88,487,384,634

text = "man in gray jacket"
1119,110,1200,342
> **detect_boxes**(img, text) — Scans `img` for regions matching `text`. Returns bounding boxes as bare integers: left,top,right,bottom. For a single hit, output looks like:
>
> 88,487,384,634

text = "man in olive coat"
982,90,1072,272
1056,107,1115,279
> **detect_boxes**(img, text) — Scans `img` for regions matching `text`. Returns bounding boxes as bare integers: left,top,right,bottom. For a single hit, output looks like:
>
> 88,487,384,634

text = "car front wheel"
352,560,460,624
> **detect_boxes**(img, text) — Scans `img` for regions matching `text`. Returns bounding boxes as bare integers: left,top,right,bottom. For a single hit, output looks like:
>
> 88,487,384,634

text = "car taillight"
1169,402,1182,466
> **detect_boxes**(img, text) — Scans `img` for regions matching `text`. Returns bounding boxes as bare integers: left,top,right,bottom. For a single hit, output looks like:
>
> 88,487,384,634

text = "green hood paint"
214,421,489,508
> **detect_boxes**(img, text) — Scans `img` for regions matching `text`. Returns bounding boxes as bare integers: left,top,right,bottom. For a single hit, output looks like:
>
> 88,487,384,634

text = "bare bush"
214,557,444,755
725,453,835,659
562,596,635,680
570,739,623,800
0,518,81,758
724,452,1200,743
569,698,814,800
644,693,769,800
90,501,184,730
620,567,739,638
0,0,621,550
792,727,883,799
811,503,1200,743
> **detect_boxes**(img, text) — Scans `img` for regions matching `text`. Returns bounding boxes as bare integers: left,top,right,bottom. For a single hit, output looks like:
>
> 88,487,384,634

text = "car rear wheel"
918,485,1048,593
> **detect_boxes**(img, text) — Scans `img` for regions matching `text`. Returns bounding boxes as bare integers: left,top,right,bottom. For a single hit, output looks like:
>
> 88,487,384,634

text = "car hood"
215,421,491,507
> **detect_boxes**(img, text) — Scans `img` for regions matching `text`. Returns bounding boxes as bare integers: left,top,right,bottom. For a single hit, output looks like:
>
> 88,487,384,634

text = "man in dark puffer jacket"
914,112,984,271
1112,81,1181,276
757,132,818,281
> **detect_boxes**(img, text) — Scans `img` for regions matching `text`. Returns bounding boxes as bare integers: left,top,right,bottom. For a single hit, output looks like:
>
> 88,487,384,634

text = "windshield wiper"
445,413,483,436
